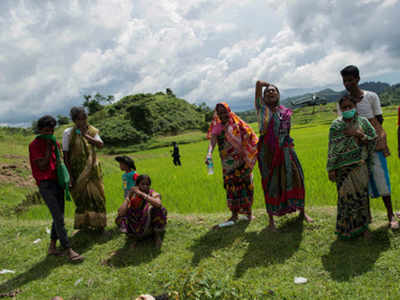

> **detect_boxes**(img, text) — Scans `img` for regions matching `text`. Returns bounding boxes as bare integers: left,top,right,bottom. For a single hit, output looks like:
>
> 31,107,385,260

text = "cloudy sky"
1,0,400,125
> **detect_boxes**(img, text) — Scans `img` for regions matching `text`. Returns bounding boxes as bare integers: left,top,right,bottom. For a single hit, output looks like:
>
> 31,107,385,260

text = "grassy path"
1,207,400,299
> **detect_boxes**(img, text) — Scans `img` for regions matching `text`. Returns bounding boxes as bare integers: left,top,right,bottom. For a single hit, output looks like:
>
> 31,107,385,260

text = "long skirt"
223,164,254,215
335,163,371,239
258,135,305,216
369,151,391,198
72,177,107,230
123,204,168,239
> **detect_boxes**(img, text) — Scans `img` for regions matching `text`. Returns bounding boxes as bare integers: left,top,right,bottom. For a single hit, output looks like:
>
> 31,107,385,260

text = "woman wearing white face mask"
327,96,377,239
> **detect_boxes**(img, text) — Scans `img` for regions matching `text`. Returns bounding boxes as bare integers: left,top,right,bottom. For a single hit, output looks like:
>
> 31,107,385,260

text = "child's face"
138,178,150,194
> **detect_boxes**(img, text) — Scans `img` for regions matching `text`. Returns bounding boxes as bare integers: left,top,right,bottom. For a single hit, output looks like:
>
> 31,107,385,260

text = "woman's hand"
328,170,336,182
344,127,364,138
130,186,140,194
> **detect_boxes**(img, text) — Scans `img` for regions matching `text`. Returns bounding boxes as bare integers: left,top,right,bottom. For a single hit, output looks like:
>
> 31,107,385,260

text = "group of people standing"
28,64,398,262
206,65,398,238
206,82,312,231
29,107,167,261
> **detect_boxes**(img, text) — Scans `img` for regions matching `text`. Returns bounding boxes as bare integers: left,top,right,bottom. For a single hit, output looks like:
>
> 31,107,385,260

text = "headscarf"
207,102,259,169
327,116,376,171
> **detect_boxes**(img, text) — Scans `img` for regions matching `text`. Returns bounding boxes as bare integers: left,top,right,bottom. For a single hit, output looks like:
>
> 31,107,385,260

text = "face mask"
342,108,356,119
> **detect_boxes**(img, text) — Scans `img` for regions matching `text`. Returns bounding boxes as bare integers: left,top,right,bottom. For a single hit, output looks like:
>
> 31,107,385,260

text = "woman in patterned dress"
118,174,167,248
328,96,376,239
205,102,258,226
255,81,313,231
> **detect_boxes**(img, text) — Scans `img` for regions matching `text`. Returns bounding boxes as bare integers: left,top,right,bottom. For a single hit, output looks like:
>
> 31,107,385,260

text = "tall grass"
2,107,400,220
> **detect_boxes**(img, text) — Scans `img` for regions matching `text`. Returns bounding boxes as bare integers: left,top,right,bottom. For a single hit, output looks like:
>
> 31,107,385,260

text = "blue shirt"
122,171,137,198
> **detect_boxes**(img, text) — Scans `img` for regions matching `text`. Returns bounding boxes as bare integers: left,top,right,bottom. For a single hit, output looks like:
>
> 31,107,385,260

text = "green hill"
88,91,210,147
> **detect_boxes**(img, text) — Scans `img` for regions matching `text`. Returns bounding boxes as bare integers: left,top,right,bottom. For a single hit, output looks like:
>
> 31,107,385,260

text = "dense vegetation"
88,91,212,146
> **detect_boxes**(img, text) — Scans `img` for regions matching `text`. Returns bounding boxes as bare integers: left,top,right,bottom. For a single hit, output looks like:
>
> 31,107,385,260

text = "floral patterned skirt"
335,163,371,239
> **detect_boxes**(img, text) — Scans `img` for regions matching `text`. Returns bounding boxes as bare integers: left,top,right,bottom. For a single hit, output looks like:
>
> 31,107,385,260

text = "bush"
57,115,70,126
95,118,149,146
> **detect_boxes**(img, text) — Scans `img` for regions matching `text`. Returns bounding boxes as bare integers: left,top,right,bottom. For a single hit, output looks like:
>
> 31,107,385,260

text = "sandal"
389,219,399,230
69,253,84,262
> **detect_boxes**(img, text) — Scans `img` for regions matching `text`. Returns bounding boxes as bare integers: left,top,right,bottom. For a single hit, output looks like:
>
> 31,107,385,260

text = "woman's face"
74,112,88,129
216,105,230,124
264,86,279,105
138,178,150,194
339,97,356,112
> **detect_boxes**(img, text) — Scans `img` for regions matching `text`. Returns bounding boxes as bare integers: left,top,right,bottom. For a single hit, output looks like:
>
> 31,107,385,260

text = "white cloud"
0,0,399,124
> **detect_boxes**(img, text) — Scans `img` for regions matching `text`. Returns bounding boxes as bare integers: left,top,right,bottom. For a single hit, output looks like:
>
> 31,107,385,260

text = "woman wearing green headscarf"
63,107,106,231
328,96,377,239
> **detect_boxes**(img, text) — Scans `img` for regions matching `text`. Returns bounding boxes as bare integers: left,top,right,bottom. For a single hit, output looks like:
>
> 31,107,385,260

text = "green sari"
327,116,376,239
68,125,106,229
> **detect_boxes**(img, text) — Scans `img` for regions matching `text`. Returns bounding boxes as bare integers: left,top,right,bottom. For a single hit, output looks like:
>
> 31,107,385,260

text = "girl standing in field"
63,107,106,231
117,174,167,248
328,96,376,239
205,102,258,226
255,81,313,231
115,155,139,233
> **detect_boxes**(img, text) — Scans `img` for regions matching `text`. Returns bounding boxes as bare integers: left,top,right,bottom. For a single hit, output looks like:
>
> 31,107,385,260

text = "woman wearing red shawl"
255,81,313,231
206,102,258,225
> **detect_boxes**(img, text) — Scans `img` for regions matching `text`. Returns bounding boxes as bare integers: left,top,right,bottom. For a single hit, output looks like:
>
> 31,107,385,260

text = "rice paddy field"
7,104,400,220
1,104,400,299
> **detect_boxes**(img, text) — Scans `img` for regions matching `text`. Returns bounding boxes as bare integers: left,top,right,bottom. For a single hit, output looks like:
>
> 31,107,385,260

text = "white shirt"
337,90,382,119
62,127,103,151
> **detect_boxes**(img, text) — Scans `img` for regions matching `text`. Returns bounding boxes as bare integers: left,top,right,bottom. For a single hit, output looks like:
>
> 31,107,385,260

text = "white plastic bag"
294,277,308,284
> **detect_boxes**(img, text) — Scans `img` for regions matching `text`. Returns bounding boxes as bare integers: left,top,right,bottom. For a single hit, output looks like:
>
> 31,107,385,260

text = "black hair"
136,174,151,186
338,95,357,106
70,106,87,121
115,156,136,170
340,65,360,79
37,115,57,130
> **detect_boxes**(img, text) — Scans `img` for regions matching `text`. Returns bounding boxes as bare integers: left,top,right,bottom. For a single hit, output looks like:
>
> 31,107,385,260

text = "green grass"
1,105,400,299
2,107,400,216
1,209,400,299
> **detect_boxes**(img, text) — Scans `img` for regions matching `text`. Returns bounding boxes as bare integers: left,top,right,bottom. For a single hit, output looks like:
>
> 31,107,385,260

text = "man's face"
342,74,359,92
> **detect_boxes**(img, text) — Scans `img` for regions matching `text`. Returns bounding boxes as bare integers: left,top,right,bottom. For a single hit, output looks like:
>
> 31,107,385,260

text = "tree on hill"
83,93,114,115
57,114,69,126
166,88,175,97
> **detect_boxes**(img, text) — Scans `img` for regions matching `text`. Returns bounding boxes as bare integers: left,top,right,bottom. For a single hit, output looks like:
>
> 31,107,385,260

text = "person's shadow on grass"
104,234,162,268
234,215,304,278
321,226,390,281
0,228,117,294
190,221,250,266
